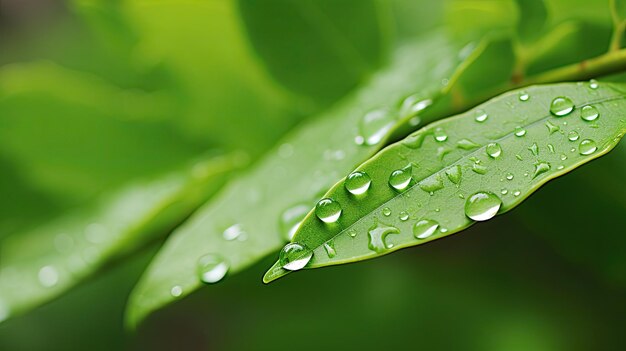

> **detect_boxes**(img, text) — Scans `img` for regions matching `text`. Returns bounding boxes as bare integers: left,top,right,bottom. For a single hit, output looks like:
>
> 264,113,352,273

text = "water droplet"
560,154,567,161
402,132,425,149
579,139,597,155
348,229,357,238
518,91,529,101
413,219,439,239
513,190,521,197
399,211,409,221
589,79,599,89
419,174,444,193
464,192,502,221
557,165,564,170
389,166,413,191
279,243,313,271
501,188,508,195
222,224,246,241
357,109,394,146
345,171,371,195
315,198,342,223
547,144,555,153
197,254,229,284
581,105,599,121
545,121,560,134
486,142,502,158
532,161,551,179
400,95,432,119
382,207,392,216
280,204,310,241
434,128,448,142
38,265,59,288
568,131,580,141
170,285,183,297
323,241,336,258
516,154,523,161
457,138,480,150
506,173,514,180
475,109,488,122
472,163,487,174
528,142,539,155
445,165,462,184
368,221,400,253
514,127,526,137
550,96,574,116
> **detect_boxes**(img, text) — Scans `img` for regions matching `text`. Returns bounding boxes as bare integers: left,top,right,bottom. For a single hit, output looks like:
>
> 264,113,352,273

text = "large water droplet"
486,143,502,158
399,211,409,221
457,138,480,150
514,127,527,137
400,95,432,119
568,130,580,141
345,171,371,195
518,91,529,101
445,165,462,184
550,96,574,116
280,203,310,241
413,219,439,239
434,128,448,142
368,221,400,253
579,139,597,155
197,254,229,284
279,243,313,271
38,265,59,288
581,105,599,121
357,109,394,146
315,198,342,223
419,174,444,193
589,79,599,89
532,161,551,179
464,192,502,221
223,224,246,241
402,133,425,149
389,166,413,191
475,109,488,122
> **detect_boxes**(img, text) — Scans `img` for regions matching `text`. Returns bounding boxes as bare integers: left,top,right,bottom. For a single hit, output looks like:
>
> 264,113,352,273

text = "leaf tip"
262,262,290,284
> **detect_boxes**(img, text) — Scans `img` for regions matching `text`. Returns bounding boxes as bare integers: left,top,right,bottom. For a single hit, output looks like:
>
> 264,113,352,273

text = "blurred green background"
1,0,625,350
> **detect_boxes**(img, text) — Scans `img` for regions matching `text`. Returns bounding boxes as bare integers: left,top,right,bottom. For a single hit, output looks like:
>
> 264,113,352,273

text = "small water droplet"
528,142,539,155
323,241,336,258
514,127,527,137
516,154,523,161
550,96,574,116
279,243,313,270
445,165,462,184
581,105,599,121
368,221,400,253
389,166,413,191
486,142,502,158
197,254,229,284
419,174,444,193
589,79,599,89
357,109,394,146
557,165,564,170
475,109,488,122
402,132,425,149
547,144,555,153
434,128,448,142
506,173,514,180
545,121,560,134
315,198,342,223
223,224,246,241
170,285,183,297
382,207,392,216
464,192,502,221
568,131,580,141
513,190,521,197
532,161,551,179
399,211,409,221
38,265,59,288
457,138,480,150
345,171,372,195
501,188,508,195
518,91,529,101
472,163,487,174
413,219,439,239
280,204,310,241
560,154,567,161
579,139,597,155
348,229,357,238
400,95,432,119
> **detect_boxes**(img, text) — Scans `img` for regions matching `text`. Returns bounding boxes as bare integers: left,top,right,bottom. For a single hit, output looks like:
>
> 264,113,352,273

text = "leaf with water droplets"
264,82,626,283
0,154,239,321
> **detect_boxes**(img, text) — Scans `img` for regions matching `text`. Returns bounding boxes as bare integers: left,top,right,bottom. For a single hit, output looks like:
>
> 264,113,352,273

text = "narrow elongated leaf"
264,82,626,282
126,33,471,327
0,154,241,322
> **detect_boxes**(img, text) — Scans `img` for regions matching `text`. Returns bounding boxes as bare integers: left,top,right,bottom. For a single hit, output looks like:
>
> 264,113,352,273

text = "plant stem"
609,0,625,52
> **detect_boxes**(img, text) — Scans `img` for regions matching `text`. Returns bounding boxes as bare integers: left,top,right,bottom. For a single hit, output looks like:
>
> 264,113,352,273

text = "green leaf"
264,82,626,282
515,0,548,43
237,0,390,105
126,33,470,327
0,154,241,322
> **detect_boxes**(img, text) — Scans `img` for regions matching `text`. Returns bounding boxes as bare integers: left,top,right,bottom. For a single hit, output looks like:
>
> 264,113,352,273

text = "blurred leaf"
0,153,243,322
237,0,391,105
126,33,472,327
515,0,548,43
264,83,626,282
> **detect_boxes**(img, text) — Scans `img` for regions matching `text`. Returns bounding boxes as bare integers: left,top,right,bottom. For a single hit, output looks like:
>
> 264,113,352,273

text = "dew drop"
545,121,560,134
434,127,448,142
501,188,508,195
315,198,342,223
38,265,59,288
323,241,336,258
402,132,425,149
506,173,514,180
368,221,400,253
514,127,527,137
197,254,229,284
486,142,502,158
581,105,599,121
418,174,444,193
345,171,372,195
445,165,462,184
348,229,357,238
579,139,597,155
550,96,574,116
413,219,439,239
389,166,413,191
518,91,529,101
532,161,551,179
400,95,432,119
382,207,392,216
528,142,539,155
547,144,555,153
560,154,567,161
279,243,313,271
472,163,487,175
464,192,502,221
568,131,580,141
513,190,521,197
399,211,409,221
170,285,183,297
457,138,480,150
589,79,599,89
357,109,394,146
475,109,488,122
222,224,246,241
280,203,310,241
